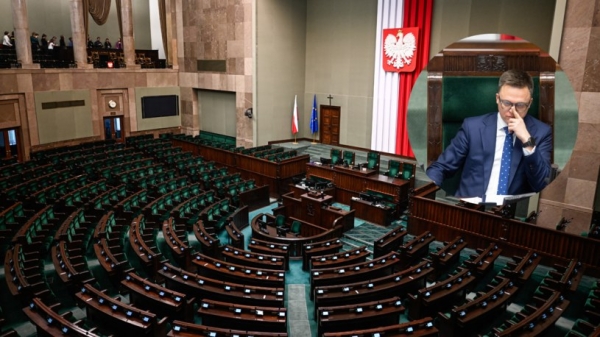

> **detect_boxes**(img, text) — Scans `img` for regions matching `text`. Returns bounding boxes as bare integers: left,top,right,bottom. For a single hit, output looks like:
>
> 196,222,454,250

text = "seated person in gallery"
426,69,552,198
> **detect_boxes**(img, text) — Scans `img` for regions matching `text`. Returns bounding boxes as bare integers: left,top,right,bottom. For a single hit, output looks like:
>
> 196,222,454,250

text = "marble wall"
0,68,179,159
178,0,253,148
538,0,600,235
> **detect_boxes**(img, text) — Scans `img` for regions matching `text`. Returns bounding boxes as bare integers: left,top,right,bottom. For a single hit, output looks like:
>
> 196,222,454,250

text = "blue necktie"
497,127,512,195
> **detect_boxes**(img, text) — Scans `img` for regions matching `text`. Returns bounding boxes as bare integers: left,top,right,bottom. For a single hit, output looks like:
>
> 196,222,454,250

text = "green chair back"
402,163,414,180
330,149,341,165
275,215,286,228
343,151,355,165
291,221,301,234
388,160,401,177
367,152,379,170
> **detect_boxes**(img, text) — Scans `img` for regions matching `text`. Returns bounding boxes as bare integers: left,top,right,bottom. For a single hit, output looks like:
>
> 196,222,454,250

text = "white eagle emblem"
384,30,417,69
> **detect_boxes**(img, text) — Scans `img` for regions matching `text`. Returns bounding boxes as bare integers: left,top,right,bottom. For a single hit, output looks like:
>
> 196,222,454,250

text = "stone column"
69,0,92,69
11,0,39,69
121,0,140,69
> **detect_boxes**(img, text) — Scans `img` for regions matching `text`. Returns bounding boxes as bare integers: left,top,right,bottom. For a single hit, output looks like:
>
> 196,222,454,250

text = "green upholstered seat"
367,151,380,170
402,163,415,180
386,160,401,177
343,150,355,165
275,215,286,228
291,220,301,235
330,148,341,165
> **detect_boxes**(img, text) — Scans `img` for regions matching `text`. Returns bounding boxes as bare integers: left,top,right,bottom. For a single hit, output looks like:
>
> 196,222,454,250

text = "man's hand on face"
507,108,531,144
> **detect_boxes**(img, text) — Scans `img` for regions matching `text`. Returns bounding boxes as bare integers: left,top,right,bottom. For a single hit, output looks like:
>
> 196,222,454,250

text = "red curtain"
395,0,433,157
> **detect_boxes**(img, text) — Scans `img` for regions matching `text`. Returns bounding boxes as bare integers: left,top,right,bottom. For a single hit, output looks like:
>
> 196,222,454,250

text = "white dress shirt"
485,113,535,197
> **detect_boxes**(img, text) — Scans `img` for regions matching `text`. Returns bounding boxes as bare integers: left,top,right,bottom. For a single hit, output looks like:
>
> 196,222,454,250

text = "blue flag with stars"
310,95,318,134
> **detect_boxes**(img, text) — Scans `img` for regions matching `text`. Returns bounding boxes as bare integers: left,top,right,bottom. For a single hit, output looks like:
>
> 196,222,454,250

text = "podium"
300,192,333,226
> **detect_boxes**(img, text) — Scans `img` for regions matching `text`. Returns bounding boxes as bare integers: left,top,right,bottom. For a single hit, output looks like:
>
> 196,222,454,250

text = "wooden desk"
251,212,342,258
76,284,167,337
311,251,401,297
437,277,518,337
322,317,438,337
301,192,334,226
192,253,285,288
306,162,410,210
248,238,290,269
314,260,433,312
409,183,600,273
317,296,405,336
350,198,394,226
303,238,343,270
500,250,541,285
407,267,477,320
334,164,378,177
310,246,370,271
24,297,102,337
222,245,286,271
122,272,193,321
168,321,288,337
198,299,287,333
159,263,285,308
373,226,408,258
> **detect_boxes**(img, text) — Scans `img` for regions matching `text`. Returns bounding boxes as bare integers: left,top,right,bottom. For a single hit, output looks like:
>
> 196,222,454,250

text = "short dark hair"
498,69,533,97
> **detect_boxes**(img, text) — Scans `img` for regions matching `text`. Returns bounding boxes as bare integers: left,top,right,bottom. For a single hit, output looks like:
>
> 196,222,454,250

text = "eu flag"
310,95,318,134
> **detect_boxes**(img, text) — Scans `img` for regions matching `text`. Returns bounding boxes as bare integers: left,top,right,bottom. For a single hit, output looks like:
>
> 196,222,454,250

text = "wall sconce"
244,108,253,118
107,61,114,68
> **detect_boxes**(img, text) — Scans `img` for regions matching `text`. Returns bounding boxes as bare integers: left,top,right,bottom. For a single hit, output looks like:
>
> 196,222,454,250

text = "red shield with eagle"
382,27,419,72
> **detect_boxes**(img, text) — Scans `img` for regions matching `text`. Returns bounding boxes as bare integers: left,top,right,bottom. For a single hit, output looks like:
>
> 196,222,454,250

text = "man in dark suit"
426,69,552,198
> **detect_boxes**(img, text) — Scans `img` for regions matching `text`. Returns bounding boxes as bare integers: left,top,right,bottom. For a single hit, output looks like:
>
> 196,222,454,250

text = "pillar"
69,0,92,69
11,0,39,69
121,0,140,69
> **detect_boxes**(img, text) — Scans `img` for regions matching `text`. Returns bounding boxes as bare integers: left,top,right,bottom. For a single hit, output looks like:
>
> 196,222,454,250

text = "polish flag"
291,95,299,134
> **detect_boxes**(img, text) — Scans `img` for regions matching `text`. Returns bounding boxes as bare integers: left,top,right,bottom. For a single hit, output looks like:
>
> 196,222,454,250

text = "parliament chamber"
0,132,597,337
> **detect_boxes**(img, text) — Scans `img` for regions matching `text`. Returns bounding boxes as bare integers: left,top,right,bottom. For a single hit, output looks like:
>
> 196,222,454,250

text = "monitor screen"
141,95,179,119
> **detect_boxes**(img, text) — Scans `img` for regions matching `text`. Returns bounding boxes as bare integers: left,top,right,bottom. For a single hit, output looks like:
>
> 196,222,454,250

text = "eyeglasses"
498,96,531,113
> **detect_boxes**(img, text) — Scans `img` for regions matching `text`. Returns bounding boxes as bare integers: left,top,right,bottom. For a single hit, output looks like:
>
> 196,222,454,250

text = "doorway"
0,128,21,161
319,105,340,145
103,116,124,142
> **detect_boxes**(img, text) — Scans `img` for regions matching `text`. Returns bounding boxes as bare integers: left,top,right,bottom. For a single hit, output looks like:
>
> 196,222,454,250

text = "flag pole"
311,133,317,144
293,135,297,144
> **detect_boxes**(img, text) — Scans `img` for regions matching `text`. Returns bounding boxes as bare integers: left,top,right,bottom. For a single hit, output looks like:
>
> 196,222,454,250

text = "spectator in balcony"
93,36,103,48
104,38,112,49
115,38,122,50
40,34,48,50
48,37,56,50
87,36,93,49
59,35,66,49
2,31,12,48
67,37,73,47
30,32,40,52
